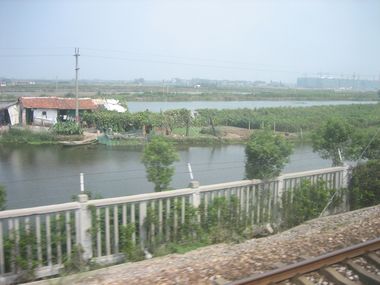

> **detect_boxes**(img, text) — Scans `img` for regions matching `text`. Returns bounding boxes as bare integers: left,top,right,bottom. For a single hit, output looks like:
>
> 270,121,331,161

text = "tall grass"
0,128,57,144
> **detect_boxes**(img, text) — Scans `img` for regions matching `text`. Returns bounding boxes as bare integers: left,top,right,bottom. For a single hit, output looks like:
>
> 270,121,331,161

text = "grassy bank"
3,83,378,101
114,88,379,102
0,128,58,145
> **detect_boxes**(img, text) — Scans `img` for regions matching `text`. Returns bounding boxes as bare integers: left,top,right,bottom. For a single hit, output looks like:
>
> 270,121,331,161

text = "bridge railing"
0,166,348,283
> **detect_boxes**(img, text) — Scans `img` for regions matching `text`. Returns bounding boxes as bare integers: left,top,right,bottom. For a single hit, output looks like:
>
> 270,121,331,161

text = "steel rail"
227,237,380,285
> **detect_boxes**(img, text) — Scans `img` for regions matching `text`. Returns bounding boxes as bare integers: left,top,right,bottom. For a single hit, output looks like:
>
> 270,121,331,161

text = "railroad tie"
345,260,380,285
366,252,380,267
292,276,314,285
320,267,357,285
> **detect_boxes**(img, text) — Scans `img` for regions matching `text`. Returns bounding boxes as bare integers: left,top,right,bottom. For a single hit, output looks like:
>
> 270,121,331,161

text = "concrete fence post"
190,181,201,223
277,177,284,198
273,177,284,224
342,165,350,211
77,194,93,261
190,181,200,208
342,165,349,188
139,201,147,249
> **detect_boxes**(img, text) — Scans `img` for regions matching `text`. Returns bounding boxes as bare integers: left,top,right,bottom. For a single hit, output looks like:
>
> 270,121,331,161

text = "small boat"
60,138,98,147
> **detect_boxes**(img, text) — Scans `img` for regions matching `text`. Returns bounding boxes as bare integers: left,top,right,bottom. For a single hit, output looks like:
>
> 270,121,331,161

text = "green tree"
312,119,353,166
245,131,293,179
350,128,380,160
281,180,331,228
0,185,6,210
349,160,380,210
142,136,179,192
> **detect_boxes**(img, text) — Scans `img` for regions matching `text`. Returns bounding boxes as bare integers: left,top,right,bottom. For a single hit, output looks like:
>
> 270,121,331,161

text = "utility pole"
74,48,80,123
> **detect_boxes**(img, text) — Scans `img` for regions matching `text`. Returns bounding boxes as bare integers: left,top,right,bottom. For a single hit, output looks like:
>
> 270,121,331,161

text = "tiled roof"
20,97,98,110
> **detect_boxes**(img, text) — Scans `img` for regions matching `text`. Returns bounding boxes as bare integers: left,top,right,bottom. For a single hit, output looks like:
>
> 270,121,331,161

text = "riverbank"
28,205,380,285
4,84,378,102
1,102,377,146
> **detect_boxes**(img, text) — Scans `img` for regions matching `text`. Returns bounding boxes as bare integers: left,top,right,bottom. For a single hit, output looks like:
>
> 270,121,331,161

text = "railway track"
224,237,380,285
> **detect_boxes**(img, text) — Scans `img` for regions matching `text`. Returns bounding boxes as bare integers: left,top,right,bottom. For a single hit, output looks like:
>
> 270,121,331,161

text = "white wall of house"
33,109,57,126
7,104,19,125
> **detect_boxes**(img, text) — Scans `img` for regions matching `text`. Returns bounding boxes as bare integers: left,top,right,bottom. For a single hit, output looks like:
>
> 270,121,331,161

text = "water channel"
0,143,331,210
127,100,376,112
2,100,369,210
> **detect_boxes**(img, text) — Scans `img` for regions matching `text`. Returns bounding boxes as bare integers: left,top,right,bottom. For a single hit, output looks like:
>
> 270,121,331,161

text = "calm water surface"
127,100,376,112
0,144,331,209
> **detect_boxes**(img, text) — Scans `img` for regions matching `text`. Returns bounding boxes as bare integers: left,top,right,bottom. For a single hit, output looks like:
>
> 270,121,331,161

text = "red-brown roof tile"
20,97,98,110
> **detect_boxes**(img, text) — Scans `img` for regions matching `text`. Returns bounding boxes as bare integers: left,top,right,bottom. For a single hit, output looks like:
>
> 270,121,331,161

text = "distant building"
297,77,380,90
19,97,98,126
93,99,127,112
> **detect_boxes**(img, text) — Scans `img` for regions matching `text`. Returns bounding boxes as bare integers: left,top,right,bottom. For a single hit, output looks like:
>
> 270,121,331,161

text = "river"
127,100,376,112
0,143,331,210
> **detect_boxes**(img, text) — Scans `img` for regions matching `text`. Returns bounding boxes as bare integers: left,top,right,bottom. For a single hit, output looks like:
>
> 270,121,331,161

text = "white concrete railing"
0,166,348,283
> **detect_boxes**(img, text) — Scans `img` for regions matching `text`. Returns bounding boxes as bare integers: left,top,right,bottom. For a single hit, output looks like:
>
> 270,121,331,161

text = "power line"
82,54,301,75
358,128,380,161
0,54,71,57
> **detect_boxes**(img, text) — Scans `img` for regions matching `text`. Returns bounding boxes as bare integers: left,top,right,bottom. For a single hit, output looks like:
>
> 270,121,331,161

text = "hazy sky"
1,0,379,83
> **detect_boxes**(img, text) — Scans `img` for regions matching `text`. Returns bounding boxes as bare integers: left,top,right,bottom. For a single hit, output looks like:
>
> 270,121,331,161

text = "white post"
187,163,194,181
190,181,201,222
342,165,349,188
77,194,93,261
139,202,147,249
80,173,84,193
277,177,284,199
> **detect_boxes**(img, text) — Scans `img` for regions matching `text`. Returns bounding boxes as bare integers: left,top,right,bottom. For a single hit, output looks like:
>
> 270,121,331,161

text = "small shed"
0,101,18,126
19,97,98,126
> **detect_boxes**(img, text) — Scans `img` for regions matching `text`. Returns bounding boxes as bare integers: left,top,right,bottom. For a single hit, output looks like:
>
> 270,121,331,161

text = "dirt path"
29,205,380,285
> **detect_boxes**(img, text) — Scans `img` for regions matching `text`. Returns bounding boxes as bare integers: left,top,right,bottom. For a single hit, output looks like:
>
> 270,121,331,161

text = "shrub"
281,179,334,228
52,121,83,135
349,160,380,210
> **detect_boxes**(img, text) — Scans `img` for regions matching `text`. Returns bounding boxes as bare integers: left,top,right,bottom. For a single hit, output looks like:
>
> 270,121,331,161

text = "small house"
19,97,98,126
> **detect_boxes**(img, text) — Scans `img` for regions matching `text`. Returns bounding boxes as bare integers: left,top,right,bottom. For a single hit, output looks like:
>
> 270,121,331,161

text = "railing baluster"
14,218,20,272
158,199,163,239
246,187,250,223
204,193,208,219
181,197,185,225
75,210,80,245
130,204,136,245
36,215,42,266
0,221,3,274
56,214,62,265
8,219,14,272
151,202,155,243
257,185,261,224
251,185,257,224
267,183,272,223
173,198,178,238
113,206,119,254
96,208,101,257
240,187,245,220
105,207,110,256
65,211,71,258
165,199,170,242
122,204,127,226
46,215,52,266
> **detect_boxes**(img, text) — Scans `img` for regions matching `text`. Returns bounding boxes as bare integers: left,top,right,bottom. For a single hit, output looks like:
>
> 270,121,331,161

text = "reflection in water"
0,143,331,209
